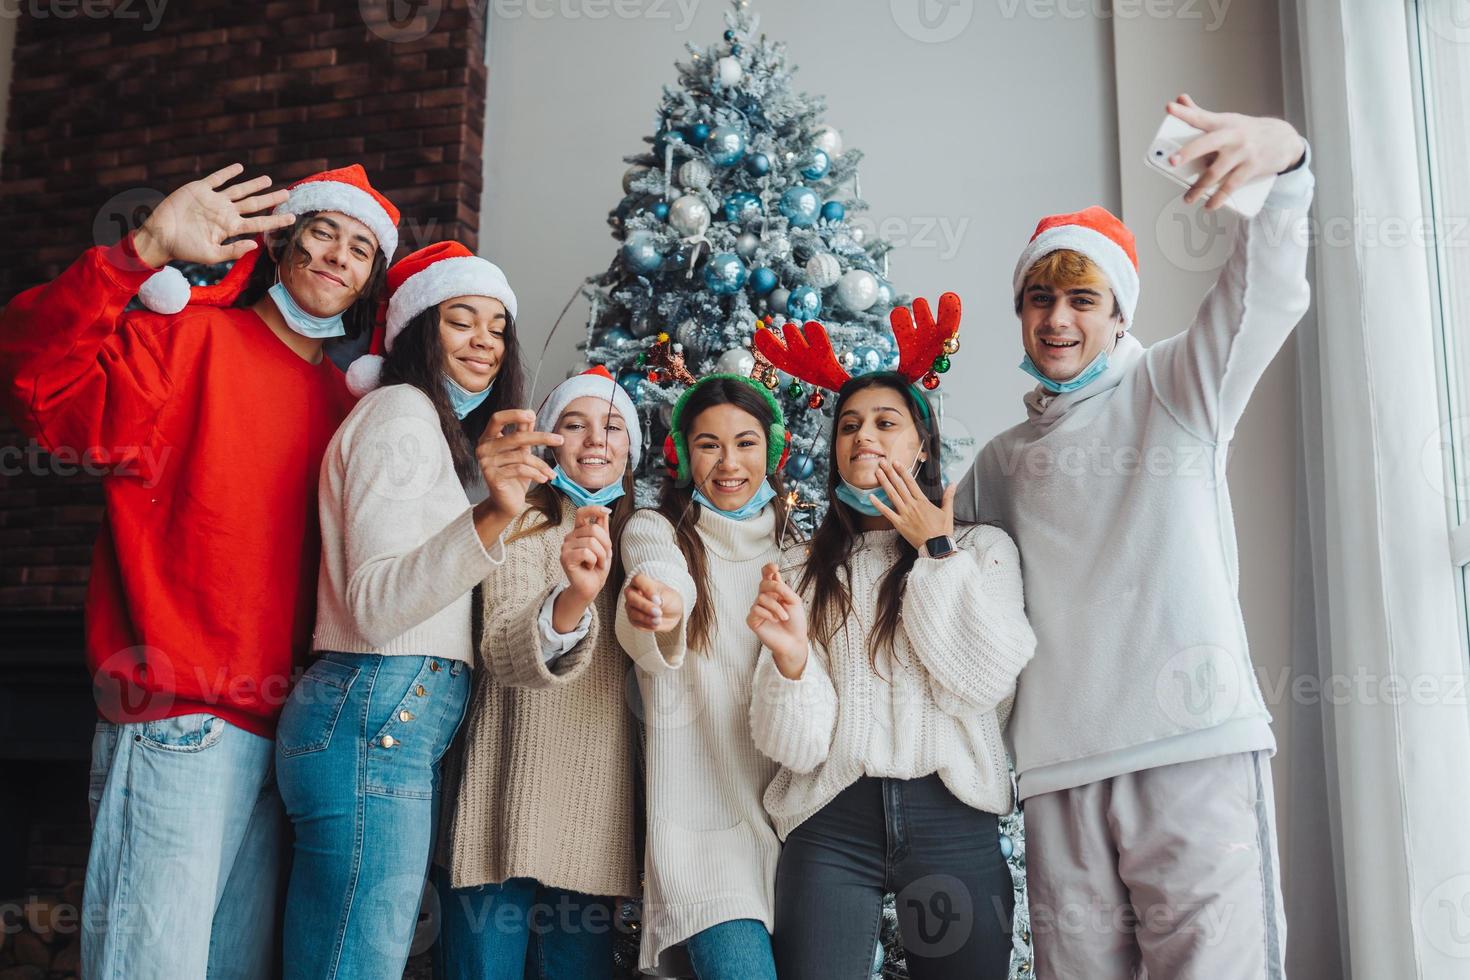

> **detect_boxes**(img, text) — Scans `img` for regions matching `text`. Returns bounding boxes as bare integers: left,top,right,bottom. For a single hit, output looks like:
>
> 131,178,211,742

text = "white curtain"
1283,1,1470,977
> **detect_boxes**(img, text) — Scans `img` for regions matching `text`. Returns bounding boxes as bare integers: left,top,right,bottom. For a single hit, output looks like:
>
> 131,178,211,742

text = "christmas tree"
580,4,1030,978
576,0,957,523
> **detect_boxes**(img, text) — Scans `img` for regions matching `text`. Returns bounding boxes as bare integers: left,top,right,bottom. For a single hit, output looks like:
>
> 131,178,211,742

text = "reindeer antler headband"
752,292,963,401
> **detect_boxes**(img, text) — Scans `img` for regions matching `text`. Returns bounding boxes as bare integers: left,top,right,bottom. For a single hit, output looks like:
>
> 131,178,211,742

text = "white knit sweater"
749,525,1037,841
955,160,1315,799
312,384,502,661
615,504,783,973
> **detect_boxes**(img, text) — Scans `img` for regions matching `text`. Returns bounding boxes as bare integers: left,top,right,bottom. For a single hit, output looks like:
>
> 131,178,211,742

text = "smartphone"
1145,113,1275,218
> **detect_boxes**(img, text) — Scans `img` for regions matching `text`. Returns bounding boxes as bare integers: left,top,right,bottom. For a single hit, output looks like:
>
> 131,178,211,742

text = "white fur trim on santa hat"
385,255,519,352
277,180,400,260
345,354,385,398
1012,224,1140,328
137,265,191,315
535,372,643,470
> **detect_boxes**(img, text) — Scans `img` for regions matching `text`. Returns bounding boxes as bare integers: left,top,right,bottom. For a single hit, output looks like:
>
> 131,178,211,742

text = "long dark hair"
379,304,526,484
234,211,388,341
800,372,946,668
656,376,789,654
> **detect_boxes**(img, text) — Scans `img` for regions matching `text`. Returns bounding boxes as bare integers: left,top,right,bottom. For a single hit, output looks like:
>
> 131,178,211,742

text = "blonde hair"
1016,249,1122,319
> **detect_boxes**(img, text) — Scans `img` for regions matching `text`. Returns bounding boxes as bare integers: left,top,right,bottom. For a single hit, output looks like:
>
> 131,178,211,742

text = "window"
1412,1,1470,653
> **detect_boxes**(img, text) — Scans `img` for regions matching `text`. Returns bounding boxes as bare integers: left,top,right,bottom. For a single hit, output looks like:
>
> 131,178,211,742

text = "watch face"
927,535,953,558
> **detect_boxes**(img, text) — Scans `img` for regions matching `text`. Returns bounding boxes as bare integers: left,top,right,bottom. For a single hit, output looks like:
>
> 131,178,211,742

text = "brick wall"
0,0,489,610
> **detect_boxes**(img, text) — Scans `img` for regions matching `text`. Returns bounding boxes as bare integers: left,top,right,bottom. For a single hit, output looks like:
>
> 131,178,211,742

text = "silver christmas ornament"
805,252,841,289
835,269,879,312
668,194,711,237
677,159,712,190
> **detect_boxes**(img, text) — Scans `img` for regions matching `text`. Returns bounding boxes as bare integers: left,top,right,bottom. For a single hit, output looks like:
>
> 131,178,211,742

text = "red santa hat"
534,366,644,470
136,164,401,315
1011,205,1140,327
345,241,519,397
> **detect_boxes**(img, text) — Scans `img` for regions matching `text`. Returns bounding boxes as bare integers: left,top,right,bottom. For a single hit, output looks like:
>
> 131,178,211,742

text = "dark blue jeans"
773,774,1015,980
431,869,616,980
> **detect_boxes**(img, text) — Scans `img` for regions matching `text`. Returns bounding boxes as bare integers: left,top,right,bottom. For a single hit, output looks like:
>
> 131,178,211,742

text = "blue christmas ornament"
853,346,882,375
618,370,645,400
730,43,742,55
688,123,710,144
801,149,831,180
787,285,821,319
785,452,815,481
779,186,820,228
871,940,885,975
705,125,746,166
602,326,635,349
723,28,735,40
821,201,846,223
703,252,748,295
750,267,778,295
873,279,897,311
620,230,664,274
882,346,900,371
999,833,1014,860
722,191,762,224
652,202,670,220
746,153,771,177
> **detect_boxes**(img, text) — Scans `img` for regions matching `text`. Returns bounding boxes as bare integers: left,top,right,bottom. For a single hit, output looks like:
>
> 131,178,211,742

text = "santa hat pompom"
345,354,385,398
138,265,191,315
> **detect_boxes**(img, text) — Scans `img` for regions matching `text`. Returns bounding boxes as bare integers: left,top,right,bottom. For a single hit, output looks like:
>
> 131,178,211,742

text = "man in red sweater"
0,162,400,978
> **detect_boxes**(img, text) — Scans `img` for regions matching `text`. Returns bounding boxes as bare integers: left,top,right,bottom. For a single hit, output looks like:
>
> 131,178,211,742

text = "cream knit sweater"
435,496,640,899
750,525,1037,841
614,505,782,973
312,383,503,661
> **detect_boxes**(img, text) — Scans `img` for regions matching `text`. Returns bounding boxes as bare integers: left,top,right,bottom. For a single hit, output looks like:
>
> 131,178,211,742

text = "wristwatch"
924,534,957,559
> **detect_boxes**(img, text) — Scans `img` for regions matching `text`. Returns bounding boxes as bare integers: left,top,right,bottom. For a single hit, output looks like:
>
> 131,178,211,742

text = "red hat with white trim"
1011,205,1140,328
345,240,519,397
136,164,401,315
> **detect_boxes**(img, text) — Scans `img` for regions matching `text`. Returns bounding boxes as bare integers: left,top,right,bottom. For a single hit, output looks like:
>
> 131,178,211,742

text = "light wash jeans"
685,918,778,980
83,711,287,980
276,652,470,980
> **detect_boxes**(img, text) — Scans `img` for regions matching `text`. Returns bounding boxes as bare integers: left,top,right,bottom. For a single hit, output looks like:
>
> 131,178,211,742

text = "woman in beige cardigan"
434,366,643,980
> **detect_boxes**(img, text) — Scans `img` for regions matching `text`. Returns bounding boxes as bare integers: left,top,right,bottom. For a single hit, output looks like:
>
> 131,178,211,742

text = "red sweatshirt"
0,236,356,737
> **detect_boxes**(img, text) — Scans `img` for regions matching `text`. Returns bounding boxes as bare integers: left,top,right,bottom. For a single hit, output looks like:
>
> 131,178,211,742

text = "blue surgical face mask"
268,280,346,339
693,479,776,522
443,376,493,420
1020,347,1110,394
835,454,924,518
549,465,626,509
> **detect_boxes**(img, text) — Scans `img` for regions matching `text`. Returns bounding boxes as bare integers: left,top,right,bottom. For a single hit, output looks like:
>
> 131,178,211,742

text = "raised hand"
1166,94,1307,211
476,409,561,521
561,506,613,602
870,458,956,551
746,562,809,675
133,163,299,269
623,572,685,633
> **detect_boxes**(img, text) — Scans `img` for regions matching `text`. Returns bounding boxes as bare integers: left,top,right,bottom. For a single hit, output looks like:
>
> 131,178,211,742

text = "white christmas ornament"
805,252,841,289
835,269,880,312
716,56,742,87
668,194,711,237
677,159,712,190
716,347,756,376
813,125,843,158
736,232,760,259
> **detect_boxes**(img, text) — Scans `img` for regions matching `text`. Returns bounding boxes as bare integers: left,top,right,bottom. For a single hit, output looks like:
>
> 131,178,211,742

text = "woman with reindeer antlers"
744,294,1038,980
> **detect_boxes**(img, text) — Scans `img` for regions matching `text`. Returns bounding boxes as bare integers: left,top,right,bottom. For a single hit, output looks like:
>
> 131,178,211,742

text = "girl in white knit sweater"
745,371,1037,980
614,374,792,979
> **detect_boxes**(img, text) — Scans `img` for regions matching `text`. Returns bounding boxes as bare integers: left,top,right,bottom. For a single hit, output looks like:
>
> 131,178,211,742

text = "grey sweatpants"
1023,750,1287,980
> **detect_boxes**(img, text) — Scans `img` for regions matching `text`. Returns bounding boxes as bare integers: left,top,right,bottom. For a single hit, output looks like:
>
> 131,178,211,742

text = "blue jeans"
686,918,777,980
276,653,470,980
83,711,286,980
432,869,617,980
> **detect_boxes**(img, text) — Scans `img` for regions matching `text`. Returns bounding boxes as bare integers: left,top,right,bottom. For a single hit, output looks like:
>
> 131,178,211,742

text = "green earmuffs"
664,373,789,486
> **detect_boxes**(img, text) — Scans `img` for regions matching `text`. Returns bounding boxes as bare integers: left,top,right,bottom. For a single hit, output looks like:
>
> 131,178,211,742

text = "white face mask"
268,280,346,339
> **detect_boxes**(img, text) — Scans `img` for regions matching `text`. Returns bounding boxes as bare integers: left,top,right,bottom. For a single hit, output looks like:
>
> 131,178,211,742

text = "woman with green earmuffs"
613,373,794,980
